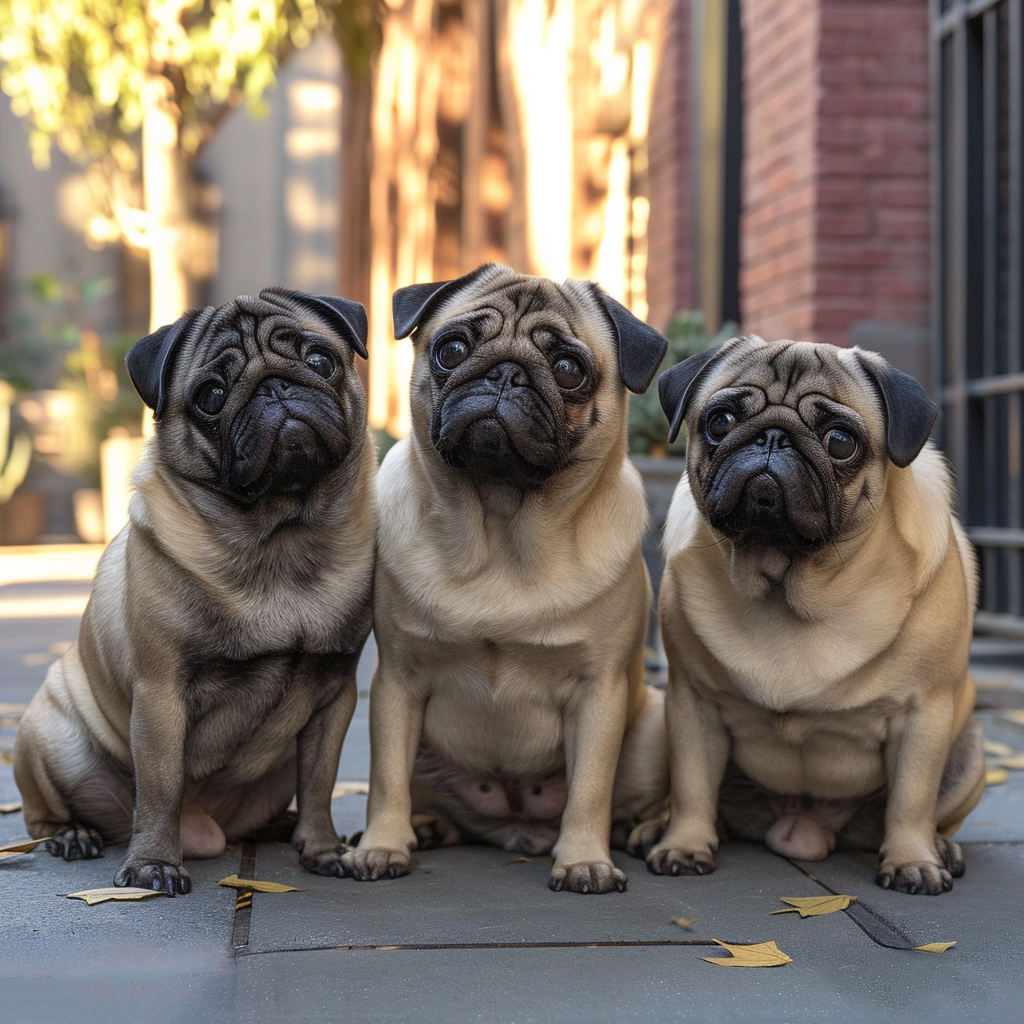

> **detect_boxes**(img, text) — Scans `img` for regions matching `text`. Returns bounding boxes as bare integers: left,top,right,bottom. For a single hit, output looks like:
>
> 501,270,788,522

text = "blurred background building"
0,0,1021,636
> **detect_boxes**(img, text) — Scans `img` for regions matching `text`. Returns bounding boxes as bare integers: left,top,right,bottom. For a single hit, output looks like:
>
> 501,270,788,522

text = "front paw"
646,843,717,877
549,861,627,894
340,846,412,881
625,812,668,859
46,824,104,861
297,844,349,878
113,858,192,895
876,860,953,895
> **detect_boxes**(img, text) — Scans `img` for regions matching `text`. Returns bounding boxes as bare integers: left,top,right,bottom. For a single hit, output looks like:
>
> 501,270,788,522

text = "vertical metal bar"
1007,0,1023,615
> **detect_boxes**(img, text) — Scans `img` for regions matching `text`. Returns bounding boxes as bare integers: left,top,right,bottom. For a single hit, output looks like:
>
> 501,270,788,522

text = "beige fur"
15,289,376,894
343,265,669,893
642,336,984,895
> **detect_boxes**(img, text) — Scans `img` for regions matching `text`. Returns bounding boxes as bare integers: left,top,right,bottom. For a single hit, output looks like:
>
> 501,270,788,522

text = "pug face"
127,289,369,507
395,265,668,491
659,336,939,552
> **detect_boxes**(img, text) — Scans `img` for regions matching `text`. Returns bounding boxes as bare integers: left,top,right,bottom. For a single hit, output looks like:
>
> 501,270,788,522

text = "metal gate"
934,0,1024,636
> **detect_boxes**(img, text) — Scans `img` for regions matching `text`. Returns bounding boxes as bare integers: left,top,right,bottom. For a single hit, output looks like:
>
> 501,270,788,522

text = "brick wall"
740,0,931,348
646,0,694,333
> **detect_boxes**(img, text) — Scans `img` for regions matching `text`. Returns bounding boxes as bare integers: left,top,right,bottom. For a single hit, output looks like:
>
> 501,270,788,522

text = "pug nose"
485,361,529,387
754,428,792,452
257,377,292,398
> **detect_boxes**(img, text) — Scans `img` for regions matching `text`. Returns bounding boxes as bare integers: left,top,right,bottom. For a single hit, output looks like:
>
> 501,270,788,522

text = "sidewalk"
1,550,1022,1024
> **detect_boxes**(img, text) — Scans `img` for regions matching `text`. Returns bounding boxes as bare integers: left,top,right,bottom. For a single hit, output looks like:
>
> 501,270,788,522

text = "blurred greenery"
627,312,736,457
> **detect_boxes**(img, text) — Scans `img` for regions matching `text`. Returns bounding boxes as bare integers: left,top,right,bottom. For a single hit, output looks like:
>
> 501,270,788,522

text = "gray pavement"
1,554,1022,1024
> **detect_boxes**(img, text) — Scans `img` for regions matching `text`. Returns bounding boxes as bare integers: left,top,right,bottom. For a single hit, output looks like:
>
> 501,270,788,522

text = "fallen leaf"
331,781,369,798
701,939,793,967
670,916,697,929
0,751,12,766
217,874,301,893
0,802,22,814
913,941,956,954
989,754,1024,770
769,895,857,918
67,887,170,905
986,768,1010,786
984,739,1014,757
0,837,50,857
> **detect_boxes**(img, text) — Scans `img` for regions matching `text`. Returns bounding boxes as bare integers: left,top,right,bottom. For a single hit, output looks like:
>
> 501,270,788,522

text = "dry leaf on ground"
0,802,22,814
217,874,301,893
0,837,50,857
769,895,857,918
988,754,1024,770
913,941,956,954
331,781,370,798
986,768,1010,786
701,939,793,967
67,887,170,905
670,916,697,929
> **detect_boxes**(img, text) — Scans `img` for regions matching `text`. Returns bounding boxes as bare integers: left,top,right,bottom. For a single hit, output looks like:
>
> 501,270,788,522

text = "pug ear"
392,265,495,339
125,310,203,420
591,290,669,395
262,289,368,359
658,344,726,444
855,350,938,468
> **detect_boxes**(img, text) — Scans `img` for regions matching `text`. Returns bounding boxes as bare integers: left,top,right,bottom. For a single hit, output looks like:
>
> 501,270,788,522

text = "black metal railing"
934,0,1024,635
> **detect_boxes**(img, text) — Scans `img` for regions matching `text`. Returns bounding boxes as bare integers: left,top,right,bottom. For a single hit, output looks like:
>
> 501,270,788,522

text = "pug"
634,335,985,895
341,264,670,894
14,288,376,894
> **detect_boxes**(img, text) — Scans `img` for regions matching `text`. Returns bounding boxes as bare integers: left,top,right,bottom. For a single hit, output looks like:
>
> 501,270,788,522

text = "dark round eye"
304,349,336,379
434,337,470,371
552,356,585,391
706,409,737,441
825,428,857,461
193,382,227,415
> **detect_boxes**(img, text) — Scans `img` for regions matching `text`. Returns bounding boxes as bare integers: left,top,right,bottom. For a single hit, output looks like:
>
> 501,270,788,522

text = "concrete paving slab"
238,841,820,953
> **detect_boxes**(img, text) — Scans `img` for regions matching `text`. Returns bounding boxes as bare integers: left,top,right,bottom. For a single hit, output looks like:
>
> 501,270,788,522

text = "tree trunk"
142,74,191,333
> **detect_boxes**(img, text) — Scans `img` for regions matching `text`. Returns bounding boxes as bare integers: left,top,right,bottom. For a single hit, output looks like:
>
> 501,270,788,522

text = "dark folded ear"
392,265,494,339
262,288,368,359
658,345,726,444
590,289,668,394
855,351,938,468
125,310,203,420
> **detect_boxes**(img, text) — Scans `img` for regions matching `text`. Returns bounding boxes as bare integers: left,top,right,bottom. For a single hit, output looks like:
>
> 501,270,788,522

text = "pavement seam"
230,842,258,952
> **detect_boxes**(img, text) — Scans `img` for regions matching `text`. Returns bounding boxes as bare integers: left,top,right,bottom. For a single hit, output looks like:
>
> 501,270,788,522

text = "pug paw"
113,859,192,896
876,861,952,895
934,834,965,878
411,814,462,850
340,846,411,881
548,861,627,894
624,814,667,859
646,845,716,877
46,824,104,861
298,845,349,878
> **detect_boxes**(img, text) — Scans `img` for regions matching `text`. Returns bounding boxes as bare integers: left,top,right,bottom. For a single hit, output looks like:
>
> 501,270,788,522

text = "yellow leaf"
670,916,697,929
769,895,858,918
701,939,793,967
986,768,1010,786
0,750,12,766
0,802,22,814
217,874,301,893
67,887,170,905
0,837,50,857
913,941,956,954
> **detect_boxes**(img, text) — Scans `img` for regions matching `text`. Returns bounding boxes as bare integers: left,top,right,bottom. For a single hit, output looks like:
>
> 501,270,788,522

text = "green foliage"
627,312,736,457
0,0,346,170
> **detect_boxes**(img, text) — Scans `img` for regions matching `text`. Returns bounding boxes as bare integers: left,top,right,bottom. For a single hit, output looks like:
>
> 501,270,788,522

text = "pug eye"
304,349,336,379
825,428,857,461
193,382,227,416
552,356,585,391
706,409,737,442
433,337,471,371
